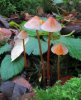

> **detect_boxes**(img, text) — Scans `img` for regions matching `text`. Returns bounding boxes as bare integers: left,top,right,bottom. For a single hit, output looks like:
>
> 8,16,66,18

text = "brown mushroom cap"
24,16,42,30
41,17,62,32
17,30,28,39
51,43,68,55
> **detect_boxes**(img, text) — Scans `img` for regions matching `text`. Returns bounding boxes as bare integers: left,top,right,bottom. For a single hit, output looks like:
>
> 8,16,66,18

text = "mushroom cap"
41,17,62,32
51,43,68,55
24,16,42,30
17,30,28,39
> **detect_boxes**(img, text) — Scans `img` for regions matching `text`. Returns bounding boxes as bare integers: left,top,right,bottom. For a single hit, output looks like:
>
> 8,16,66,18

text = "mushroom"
24,16,45,82
41,17,62,84
16,30,28,68
51,43,68,80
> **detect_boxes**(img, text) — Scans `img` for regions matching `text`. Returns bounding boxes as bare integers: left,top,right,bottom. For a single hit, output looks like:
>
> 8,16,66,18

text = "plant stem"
36,30,45,83
57,55,60,80
54,4,61,16
23,39,27,68
47,32,52,85
62,30,75,37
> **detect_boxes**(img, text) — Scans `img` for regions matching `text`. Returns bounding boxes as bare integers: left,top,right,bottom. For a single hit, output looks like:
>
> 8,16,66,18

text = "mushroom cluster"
24,16,62,85
24,16,45,82
41,17,62,84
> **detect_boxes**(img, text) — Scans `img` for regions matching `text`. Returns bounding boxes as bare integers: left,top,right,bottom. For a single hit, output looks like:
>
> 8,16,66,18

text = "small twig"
62,30,75,37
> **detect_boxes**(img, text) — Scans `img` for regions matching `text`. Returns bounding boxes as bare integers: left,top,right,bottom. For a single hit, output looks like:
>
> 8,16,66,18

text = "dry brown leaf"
13,76,32,91
0,28,12,41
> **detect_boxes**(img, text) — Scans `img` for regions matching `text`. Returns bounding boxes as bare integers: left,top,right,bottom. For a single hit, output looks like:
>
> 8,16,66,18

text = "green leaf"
9,21,20,29
0,43,11,55
1,55,24,80
51,36,81,61
25,37,48,55
53,0,64,4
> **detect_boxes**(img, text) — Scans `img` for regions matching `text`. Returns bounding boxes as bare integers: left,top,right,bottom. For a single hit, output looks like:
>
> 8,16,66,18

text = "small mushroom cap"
41,17,62,32
24,16,42,30
17,30,28,39
51,43,68,55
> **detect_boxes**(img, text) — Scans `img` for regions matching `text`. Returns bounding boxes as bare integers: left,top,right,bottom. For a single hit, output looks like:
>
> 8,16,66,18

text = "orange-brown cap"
17,30,28,39
51,43,68,55
24,16,42,30
41,17,62,32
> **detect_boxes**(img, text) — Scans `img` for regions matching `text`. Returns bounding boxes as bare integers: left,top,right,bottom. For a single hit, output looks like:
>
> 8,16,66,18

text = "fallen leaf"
21,92,35,100
0,80,31,100
0,28,12,41
13,76,32,91
11,38,29,61
0,28,12,37
0,15,9,28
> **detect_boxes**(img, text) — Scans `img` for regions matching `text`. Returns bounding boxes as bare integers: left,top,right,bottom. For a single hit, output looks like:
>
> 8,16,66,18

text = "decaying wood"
61,24,81,36
0,15,9,28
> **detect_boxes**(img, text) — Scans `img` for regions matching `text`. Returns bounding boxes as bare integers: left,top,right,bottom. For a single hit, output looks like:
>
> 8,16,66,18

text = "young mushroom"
41,17,62,84
24,16,45,82
17,30,28,68
51,43,68,80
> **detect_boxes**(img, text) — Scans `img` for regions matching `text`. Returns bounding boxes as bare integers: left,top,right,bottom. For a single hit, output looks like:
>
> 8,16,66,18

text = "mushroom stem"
36,30,45,82
23,39,27,68
57,55,60,80
47,32,52,85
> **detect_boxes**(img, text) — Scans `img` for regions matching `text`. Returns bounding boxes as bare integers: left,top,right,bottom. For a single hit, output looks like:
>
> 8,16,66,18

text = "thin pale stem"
23,39,27,68
62,30,75,37
57,55,60,80
47,32,52,85
36,30,45,83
